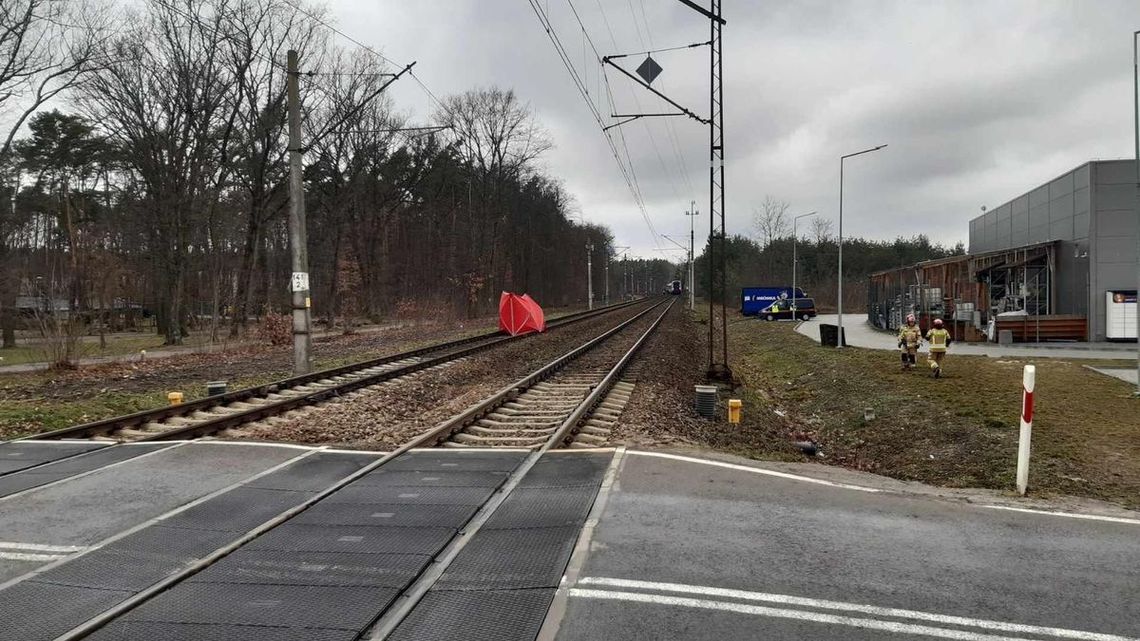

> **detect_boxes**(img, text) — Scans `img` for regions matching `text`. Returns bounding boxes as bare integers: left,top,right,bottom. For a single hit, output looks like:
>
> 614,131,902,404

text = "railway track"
417,296,672,450
13,298,651,445
7,297,676,641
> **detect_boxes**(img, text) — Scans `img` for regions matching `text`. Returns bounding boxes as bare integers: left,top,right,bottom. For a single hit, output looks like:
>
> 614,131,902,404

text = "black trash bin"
818,323,847,347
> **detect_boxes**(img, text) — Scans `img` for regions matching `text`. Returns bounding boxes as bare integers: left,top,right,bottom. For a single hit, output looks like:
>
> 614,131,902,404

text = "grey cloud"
336,0,1139,255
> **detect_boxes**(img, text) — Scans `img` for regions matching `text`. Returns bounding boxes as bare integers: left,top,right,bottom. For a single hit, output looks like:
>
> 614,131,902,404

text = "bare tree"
0,0,109,159
78,0,238,344
752,195,790,247
0,0,108,348
810,216,834,243
435,88,552,304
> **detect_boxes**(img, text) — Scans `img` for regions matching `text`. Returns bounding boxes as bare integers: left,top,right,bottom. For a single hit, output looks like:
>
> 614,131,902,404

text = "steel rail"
55,298,671,641
17,298,650,443
366,298,676,639
414,298,669,447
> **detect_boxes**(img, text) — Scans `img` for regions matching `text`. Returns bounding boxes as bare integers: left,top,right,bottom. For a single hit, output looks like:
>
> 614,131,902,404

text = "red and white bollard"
1016,365,1036,496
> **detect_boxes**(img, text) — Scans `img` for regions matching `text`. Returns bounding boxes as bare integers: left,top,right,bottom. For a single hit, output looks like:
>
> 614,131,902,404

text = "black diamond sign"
636,55,663,85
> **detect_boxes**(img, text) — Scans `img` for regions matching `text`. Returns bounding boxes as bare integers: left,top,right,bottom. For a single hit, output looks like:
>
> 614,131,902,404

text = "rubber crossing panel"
388,588,557,641
86,450,523,639
292,502,479,528
87,620,356,641
0,441,108,475
0,443,172,499
385,451,613,641
434,526,581,590
0,451,367,640
382,451,527,472
186,549,432,588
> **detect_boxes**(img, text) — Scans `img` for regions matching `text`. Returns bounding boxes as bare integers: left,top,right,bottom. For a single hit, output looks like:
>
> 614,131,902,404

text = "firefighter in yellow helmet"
925,318,952,378
896,314,922,371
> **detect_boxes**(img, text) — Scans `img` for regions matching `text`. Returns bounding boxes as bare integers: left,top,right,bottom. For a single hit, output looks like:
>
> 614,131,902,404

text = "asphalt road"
551,451,1140,640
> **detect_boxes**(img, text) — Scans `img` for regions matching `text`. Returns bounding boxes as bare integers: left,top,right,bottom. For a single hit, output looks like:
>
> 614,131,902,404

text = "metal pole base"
706,363,733,382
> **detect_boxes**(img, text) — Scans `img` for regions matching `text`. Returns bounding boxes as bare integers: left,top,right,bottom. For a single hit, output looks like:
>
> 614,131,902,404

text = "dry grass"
727,318,1140,508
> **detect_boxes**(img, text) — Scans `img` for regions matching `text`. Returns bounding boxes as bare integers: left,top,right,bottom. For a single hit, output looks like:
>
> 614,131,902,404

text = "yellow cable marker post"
728,399,742,424
167,391,184,406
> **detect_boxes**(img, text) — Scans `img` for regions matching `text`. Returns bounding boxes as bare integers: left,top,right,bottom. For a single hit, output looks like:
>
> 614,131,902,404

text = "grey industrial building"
968,159,1138,341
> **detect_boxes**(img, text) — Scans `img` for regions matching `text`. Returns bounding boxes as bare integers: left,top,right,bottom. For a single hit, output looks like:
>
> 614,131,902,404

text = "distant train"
665,280,683,295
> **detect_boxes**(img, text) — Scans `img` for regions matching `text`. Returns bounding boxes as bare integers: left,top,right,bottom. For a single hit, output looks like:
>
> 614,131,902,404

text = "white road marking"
979,504,1140,526
0,542,86,553
626,450,881,492
0,552,67,562
570,588,1138,641
577,578,1135,641
627,451,1140,525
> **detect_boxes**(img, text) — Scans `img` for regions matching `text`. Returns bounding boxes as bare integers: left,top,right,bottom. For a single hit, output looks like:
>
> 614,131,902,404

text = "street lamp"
792,211,817,318
685,202,699,311
838,144,887,347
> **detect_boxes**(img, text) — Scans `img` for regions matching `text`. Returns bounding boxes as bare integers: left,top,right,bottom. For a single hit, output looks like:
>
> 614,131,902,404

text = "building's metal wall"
965,160,1140,338
1090,160,1139,340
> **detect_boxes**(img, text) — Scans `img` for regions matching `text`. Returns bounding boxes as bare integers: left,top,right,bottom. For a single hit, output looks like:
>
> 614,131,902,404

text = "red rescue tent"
499,292,546,336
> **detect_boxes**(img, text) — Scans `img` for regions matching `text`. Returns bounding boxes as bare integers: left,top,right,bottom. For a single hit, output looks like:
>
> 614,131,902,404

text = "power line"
629,5,697,197
280,0,400,67
280,0,444,110
529,0,663,249
598,0,690,220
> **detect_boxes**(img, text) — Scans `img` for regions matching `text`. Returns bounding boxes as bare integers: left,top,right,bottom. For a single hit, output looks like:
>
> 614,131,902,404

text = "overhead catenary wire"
629,0,697,198
564,0,674,249
592,0,694,236
529,0,664,251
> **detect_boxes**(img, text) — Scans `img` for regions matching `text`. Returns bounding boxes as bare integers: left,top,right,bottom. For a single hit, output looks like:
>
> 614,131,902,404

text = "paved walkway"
795,314,1136,360
1088,367,1139,385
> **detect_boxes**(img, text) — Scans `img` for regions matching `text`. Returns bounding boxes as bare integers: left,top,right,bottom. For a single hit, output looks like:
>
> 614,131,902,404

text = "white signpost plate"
291,272,310,292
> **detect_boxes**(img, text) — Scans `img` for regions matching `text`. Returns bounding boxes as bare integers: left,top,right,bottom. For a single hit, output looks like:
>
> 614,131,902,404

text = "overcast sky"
337,1,1136,257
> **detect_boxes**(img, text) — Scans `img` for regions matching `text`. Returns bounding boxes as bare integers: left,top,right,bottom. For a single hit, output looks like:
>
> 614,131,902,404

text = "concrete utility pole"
586,242,594,310
686,202,698,310
287,50,312,374
604,259,609,305
623,253,630,299
609,246,630,305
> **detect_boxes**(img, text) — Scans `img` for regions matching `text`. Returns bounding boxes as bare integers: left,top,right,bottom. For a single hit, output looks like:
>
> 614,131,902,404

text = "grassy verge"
0,304,590,439
0,334,171,366
0,370,290,439
728,317,1140,509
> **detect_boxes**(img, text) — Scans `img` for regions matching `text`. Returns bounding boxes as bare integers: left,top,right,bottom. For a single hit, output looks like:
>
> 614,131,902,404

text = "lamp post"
685,202,699,310
792,211,817,318
838,144,887,347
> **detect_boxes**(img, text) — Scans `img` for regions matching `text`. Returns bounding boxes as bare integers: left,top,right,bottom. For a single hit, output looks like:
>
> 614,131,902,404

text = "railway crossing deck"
0,441,1135,641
